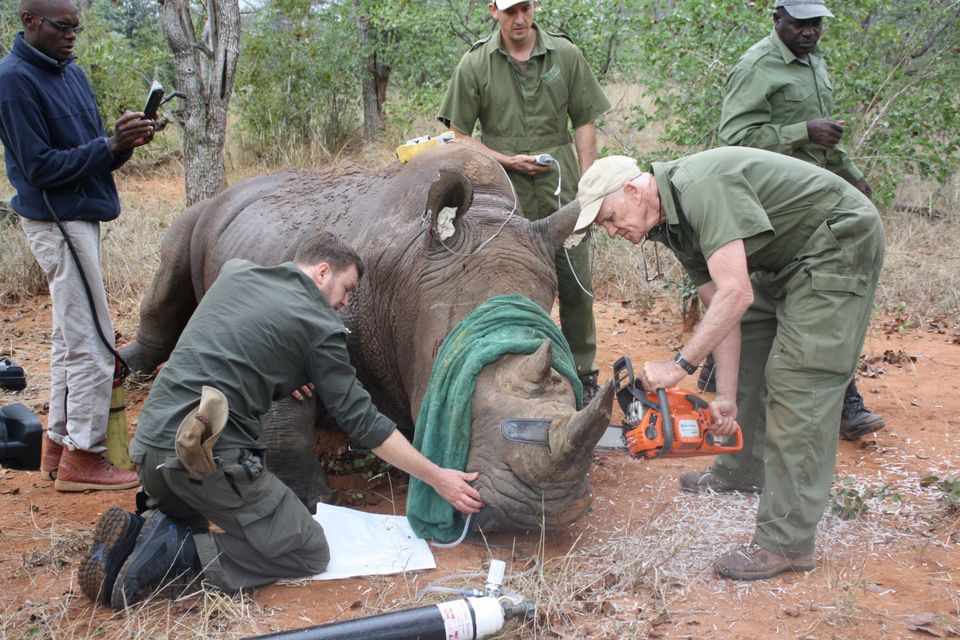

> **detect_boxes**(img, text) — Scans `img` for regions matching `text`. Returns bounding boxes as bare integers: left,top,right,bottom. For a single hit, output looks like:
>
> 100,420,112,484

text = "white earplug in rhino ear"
563,231,587,249
436,206,457,240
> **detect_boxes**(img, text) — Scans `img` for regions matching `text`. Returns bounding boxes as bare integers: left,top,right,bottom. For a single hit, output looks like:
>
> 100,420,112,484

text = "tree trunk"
357,10,388,142
158,0,240,206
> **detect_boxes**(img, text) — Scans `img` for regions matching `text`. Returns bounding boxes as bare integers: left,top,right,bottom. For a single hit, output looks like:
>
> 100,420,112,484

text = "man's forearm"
573,123,598,175
451,128,514,170
372,430,442,487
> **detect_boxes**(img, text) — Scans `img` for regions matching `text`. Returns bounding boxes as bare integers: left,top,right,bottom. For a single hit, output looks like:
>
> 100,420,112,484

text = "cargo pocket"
782,268,868,376
235,485,326,561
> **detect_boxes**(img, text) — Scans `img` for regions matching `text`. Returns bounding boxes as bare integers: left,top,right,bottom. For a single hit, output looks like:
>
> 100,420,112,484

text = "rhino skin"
121,144,614,533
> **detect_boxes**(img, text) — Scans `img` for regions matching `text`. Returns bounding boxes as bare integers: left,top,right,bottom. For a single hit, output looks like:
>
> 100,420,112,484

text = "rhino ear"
425,170,474,241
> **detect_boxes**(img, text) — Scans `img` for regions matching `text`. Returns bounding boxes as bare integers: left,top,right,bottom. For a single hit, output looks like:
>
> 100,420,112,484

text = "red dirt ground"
1,292,958,639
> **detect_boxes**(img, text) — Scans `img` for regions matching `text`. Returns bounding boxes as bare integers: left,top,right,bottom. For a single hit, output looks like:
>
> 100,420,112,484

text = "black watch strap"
673,351,698,375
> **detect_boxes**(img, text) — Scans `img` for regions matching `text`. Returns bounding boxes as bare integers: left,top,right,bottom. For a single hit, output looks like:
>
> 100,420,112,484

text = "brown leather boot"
54,449,140,492
714,542,815,580
40,438,64,481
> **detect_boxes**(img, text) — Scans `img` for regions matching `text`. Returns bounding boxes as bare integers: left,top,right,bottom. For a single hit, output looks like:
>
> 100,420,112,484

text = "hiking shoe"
714,542,815,580
839,384,885,441
79,508,143,605
40,437,64,481
580,372,600,405
54,449,140,492
697,354,717,393
680,468,761,494
112,510,199,611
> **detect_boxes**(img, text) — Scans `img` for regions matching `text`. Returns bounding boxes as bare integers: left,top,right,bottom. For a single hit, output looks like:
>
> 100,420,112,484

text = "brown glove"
175,386,228,480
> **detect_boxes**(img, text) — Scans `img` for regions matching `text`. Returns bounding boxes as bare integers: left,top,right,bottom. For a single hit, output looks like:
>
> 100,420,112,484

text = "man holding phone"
0,0,155,490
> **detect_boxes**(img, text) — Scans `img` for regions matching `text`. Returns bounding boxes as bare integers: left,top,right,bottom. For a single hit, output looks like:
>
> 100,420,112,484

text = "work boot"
112,510,200,611
580,372,600,405
680,468,761,494
839,381,885,441
714,542,815,580
54,449,140,492
697,354,717,393
40,437,64,481
79,508,143,605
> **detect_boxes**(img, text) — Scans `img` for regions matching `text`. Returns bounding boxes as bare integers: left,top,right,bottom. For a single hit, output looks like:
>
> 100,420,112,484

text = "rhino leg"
259,396,332,513
120,203,206,373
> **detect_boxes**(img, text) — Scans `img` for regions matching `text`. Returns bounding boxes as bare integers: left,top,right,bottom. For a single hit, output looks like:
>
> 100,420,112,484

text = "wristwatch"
672,351,698,375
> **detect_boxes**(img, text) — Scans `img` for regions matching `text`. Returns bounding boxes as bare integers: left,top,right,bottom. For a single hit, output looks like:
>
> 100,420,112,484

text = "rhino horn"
549,379,614,467
515,339,553,385
532,199,583,252
426,170,474,223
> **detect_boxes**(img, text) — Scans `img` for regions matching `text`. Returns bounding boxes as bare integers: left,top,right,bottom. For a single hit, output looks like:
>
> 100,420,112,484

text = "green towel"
407,294,583,542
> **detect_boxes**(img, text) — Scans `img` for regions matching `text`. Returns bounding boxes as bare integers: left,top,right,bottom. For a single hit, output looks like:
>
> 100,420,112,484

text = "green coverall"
648,147,884,557
719,28,864,184
437,24,611,377
131,259,396,592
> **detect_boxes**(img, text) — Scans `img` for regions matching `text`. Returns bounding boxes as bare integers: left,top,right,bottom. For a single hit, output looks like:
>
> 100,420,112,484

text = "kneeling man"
575,147,883,579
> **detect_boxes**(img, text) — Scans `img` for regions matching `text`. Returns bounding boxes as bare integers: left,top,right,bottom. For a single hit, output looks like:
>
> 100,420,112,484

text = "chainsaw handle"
652,388,673,458
704,422,744,453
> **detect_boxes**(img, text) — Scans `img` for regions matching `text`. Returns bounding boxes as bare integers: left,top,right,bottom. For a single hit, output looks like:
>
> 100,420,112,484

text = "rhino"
121,144,614,533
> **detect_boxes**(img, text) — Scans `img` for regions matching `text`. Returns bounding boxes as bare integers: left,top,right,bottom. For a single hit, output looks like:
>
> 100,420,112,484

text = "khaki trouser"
21,218,113,452
712,191,884,557
129,439,329,593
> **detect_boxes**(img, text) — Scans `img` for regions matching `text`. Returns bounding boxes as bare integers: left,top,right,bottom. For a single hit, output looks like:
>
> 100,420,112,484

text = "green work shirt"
437,24,610,220
134,259,395,453
718,29,863,184
648,147,858,287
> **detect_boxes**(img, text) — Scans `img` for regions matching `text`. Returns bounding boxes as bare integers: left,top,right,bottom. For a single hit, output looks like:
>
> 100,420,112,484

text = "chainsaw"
612,356,743,459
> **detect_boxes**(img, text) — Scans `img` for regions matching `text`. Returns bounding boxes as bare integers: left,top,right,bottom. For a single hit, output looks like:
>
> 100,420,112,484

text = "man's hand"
854,177,873,200
639,359,687,393
806,118,844,149
292,382,314,402
108,111,155,154
509,154,553,176
430,468,483,514
708,396,739,436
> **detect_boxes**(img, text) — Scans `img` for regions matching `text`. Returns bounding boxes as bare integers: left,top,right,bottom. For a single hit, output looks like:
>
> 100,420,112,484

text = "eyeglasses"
26,11,84,34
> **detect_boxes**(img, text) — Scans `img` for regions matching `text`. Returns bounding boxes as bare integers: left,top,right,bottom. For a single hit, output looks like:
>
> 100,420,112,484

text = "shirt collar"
490,22,552,59
13,31,76,73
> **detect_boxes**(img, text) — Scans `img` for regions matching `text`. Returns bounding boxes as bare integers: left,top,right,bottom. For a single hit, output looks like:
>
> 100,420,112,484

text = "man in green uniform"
716,0,884,440
437,0,611,400
573,148,883,580
79,232,483,609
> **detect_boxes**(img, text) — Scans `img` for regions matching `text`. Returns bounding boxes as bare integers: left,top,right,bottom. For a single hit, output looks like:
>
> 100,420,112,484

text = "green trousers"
510,165,597,378
130,439,329,592
712,191,884,557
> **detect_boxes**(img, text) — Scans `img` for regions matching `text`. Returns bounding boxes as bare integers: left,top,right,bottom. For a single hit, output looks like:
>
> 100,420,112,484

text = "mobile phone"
535,153,555,166
143,80,164,120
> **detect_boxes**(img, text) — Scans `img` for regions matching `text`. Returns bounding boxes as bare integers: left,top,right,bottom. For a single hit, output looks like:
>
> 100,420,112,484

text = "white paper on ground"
311,502,436,580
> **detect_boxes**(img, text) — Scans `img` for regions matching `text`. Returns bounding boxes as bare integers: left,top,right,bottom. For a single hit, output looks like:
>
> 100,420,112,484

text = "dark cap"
774,0,834,19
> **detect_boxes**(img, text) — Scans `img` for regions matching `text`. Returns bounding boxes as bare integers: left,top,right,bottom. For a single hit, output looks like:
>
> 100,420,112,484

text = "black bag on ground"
0,357,26,391
0,403,42,470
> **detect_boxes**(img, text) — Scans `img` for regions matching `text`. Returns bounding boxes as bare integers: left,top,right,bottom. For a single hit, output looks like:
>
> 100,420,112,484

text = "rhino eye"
500,418,551,447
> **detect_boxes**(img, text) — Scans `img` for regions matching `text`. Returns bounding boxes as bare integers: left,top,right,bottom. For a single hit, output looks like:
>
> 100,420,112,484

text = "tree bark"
357,9,389,142
159,0,240,206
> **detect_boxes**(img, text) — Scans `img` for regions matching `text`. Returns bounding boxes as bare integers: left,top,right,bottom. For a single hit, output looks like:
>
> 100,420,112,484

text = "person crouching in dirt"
572,148,883,580
79,231,483,609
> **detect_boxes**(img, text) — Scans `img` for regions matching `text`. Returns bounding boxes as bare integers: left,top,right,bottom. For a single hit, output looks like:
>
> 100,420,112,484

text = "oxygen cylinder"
104,379,133,470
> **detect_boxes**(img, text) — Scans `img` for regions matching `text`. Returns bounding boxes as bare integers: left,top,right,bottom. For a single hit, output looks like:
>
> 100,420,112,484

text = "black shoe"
111,510,199,610
839,380,885,441
580,372,600,405
697,355,717,393
79,508,143,605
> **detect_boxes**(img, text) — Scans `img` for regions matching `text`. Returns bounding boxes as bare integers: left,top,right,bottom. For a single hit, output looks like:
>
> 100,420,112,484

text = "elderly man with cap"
437,0,611,402
78,231,483,609
573,147,883,579
714,0,884,441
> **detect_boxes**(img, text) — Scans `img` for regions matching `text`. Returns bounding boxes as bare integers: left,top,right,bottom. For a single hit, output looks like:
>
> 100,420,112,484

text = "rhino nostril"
472,505,497,529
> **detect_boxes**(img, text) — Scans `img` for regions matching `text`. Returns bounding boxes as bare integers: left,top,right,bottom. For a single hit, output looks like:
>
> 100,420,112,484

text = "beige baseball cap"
574,156,642,232
493,0,532,9
775,0,834,19
175,385,228,480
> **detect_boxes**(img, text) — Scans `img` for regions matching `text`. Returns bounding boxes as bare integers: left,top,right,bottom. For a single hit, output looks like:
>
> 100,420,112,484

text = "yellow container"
105,384,134,470
396,131,455,163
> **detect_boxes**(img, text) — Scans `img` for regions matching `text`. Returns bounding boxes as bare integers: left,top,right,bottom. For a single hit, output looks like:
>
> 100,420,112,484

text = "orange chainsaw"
613,356,743,460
